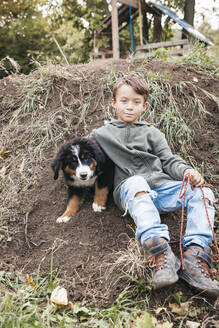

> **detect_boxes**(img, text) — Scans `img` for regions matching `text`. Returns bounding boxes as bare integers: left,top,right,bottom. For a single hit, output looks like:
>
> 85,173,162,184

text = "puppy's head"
51,138,105,181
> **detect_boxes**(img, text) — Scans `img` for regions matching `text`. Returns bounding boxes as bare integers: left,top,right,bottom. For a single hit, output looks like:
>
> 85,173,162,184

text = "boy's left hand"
184,168,204,187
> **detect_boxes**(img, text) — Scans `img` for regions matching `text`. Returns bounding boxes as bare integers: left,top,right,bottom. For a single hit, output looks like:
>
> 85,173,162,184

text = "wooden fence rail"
136,39,190,57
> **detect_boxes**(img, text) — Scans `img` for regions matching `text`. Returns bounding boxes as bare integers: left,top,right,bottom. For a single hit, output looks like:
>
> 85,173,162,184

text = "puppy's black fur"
51,137,114,223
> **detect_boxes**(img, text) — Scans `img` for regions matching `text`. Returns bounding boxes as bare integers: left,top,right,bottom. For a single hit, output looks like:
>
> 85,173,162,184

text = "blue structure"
149,0,213,46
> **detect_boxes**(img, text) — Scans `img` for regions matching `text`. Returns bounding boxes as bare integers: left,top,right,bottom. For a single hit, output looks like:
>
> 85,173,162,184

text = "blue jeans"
120,176,215,249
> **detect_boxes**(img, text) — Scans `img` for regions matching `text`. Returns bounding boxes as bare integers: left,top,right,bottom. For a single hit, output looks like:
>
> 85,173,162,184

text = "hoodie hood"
108,119,151,127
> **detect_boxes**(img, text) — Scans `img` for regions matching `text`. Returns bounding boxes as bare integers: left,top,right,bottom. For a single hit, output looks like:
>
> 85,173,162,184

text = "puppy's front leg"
56,194,81,223
92,181,109,213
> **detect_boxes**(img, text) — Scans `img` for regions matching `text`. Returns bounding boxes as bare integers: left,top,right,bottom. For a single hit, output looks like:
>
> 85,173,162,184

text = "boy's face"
112,84,148,124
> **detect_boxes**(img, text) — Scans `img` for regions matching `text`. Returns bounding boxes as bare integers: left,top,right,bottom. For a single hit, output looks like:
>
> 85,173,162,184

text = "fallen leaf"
68,301,74,309
0,150,9,160
156,322,173,328
0,234,5,243
186,320,200,328
169,301,190,315
132,312,153,328
25,275,35,288
155,307,167,314
0,166,7,178
50,286,68,306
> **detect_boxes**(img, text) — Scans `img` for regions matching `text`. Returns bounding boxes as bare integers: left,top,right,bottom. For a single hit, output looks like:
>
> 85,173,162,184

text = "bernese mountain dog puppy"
51,137,114,223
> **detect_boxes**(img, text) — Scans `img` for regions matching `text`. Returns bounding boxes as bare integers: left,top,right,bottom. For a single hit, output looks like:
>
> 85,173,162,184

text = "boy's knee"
122,176,151,196
192,187,215,206
135,191,148,198
202,188,215,206
203,198,210,205
127,175,147,185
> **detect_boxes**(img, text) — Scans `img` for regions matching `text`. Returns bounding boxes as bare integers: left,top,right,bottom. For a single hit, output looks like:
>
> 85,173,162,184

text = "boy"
92,74,218,297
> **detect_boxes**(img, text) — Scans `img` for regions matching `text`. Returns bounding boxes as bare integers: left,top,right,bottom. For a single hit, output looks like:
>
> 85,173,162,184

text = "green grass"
182,41,219,73
0,271,155,328
1,268,214,327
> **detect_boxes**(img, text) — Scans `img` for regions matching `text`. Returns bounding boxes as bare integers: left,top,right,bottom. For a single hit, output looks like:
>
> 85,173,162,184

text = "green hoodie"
92,120,191,210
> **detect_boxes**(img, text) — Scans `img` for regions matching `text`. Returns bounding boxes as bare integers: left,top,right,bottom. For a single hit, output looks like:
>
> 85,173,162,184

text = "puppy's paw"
92,202,106,212
56,216,71,223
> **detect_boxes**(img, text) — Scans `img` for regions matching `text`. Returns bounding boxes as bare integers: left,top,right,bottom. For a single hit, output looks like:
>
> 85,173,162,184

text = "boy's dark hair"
113,74,149,101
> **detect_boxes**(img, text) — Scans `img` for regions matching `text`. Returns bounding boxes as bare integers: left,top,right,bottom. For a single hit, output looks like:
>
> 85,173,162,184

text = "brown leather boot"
144,236,181,290
178,245,219,298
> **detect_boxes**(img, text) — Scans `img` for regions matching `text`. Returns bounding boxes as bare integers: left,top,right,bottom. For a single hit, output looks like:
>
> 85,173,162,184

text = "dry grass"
0,56,21,75
101,235,152,296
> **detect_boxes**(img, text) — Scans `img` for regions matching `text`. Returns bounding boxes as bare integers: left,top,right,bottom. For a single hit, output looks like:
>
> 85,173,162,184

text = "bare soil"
0,58,218,316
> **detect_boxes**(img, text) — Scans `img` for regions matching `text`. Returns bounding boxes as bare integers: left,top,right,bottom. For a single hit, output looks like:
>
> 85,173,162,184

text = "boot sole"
153,275,179,290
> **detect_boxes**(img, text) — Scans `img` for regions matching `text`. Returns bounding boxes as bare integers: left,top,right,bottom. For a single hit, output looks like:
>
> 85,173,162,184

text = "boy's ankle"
144,236,180,290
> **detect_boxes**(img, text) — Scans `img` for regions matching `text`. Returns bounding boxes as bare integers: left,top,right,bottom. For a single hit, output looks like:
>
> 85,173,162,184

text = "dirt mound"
0,58,218,308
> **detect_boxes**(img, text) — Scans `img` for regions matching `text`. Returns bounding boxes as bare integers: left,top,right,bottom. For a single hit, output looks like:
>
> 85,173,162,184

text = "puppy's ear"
88,138,105,172
51,155,62,180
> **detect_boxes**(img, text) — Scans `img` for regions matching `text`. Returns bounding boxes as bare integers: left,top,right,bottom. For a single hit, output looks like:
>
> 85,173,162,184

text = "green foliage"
162,19,174,41
95,35,110,51
153,48,169,60
0,0,112,75
159,106,192,147
0,0,46,23
60,0,109,33
142,76,215,151
0,0,202,74
58,0,111,59
165,0,186,11
198,22,219,59
0,7,52,77
53,21,87,64
182,41,218,69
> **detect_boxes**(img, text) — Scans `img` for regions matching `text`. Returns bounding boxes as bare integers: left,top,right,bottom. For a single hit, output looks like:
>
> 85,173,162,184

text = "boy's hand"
184,168,204,187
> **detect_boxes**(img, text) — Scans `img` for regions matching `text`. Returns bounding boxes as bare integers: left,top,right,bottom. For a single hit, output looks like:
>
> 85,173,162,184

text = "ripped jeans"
120,176,215,248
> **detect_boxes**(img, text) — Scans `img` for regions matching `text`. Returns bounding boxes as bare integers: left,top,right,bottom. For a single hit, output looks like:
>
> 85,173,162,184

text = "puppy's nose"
80,172,88,179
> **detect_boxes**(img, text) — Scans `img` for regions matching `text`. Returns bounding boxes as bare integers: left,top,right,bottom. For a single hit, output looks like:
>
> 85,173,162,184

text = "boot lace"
149,251,167,271
199,259,211,278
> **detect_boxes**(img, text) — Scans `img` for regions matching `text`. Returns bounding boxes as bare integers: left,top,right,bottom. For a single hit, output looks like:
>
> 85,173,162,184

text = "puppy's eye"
72,156,77,161
80,153,85,159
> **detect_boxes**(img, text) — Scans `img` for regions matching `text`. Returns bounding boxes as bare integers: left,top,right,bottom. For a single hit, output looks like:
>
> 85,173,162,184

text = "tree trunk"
153,13,162,42
142,9,150,43
182,0,195,39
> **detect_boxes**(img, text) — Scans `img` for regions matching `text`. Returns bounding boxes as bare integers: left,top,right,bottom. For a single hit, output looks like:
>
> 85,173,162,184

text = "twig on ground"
24,212,31,249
